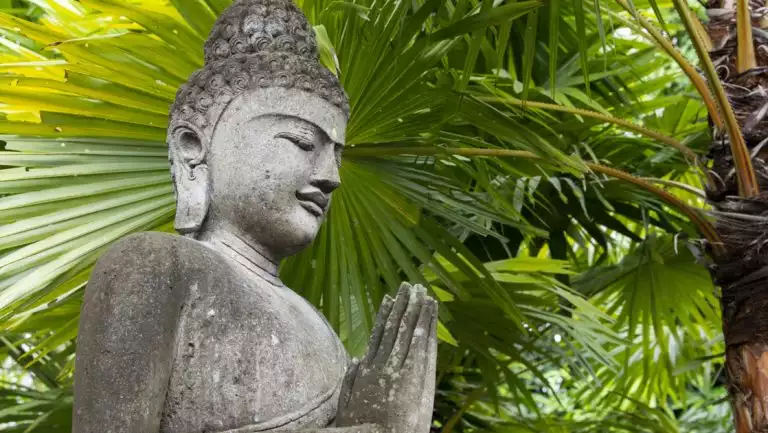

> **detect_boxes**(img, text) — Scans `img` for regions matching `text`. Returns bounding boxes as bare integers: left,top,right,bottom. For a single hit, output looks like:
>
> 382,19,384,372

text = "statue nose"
310,147,341,194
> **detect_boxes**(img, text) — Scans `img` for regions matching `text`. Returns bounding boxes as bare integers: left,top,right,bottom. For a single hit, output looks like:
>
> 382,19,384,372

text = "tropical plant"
0,0,760,431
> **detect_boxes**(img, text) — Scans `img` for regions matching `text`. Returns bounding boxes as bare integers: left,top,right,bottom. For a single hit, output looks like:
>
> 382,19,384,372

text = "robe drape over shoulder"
74,232,349,433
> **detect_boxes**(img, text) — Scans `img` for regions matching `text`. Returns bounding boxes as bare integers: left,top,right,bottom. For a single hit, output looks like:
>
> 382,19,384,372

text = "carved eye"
275,132,315,151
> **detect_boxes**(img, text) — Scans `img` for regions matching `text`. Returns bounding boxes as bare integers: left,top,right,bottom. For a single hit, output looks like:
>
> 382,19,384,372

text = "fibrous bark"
706,1,768,431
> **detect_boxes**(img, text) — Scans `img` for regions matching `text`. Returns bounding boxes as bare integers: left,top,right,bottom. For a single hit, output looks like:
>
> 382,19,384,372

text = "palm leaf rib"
672,0,759,197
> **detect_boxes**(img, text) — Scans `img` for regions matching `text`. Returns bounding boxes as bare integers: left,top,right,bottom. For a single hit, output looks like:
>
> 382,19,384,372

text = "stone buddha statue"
71,1,437,432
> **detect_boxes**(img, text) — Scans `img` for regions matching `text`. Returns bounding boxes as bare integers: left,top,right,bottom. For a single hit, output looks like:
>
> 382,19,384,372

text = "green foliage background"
0,0,732,431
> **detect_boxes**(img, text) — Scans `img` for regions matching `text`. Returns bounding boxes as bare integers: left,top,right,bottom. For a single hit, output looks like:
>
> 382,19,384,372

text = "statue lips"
296,187,329,217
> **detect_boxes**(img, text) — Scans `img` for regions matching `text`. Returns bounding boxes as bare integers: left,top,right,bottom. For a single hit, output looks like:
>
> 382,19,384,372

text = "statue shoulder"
84,232,201,322
75,231,196,433
93,231,192,275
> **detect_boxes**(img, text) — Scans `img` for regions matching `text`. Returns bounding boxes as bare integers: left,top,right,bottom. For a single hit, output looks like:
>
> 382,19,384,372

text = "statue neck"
198,226,283,287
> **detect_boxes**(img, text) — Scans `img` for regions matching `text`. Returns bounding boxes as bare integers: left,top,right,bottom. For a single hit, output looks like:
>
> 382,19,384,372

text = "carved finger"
387,284,426,370
404,297,437,431
427,297,438,365
361,295,394,367
404,295,437,367
425,296,438,382
372,282,411,366
337,357,360,416
418,304,438,430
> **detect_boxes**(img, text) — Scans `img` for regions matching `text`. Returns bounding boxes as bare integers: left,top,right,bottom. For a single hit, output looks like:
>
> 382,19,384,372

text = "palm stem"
641,177,708,199
672,0,760,197
609,1,724,129
476,95,697,160
736,0,757,72
346,146,723,253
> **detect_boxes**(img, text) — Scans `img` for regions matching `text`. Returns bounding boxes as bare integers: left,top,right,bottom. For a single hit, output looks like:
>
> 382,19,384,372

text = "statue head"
167,0,348,259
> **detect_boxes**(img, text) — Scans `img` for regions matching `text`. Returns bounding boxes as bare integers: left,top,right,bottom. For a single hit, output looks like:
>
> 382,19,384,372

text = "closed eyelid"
275,132,315,146
246,115,340,145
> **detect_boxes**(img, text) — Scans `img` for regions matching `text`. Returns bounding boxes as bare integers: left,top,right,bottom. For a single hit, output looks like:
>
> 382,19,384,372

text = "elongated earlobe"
170,125,209,236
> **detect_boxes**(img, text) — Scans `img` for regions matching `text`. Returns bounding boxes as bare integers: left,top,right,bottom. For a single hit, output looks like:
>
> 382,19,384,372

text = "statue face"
204,87,346,258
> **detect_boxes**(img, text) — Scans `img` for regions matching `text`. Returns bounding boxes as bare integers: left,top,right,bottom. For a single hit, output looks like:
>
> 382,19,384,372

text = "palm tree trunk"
706,1,768,431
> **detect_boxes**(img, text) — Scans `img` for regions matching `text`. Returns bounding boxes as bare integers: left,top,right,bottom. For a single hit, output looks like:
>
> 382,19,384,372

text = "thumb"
337,357,360,414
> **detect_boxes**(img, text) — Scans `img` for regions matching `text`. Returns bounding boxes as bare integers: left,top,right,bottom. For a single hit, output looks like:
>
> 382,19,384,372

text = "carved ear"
172,125,206,167
170,124,210,236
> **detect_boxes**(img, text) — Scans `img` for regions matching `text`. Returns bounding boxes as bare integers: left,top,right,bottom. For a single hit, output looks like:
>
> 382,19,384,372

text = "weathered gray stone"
72,1,437,432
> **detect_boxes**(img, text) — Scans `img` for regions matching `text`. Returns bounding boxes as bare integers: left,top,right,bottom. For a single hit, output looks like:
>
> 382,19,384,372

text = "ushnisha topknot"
168,0,349,137
203,0,317,63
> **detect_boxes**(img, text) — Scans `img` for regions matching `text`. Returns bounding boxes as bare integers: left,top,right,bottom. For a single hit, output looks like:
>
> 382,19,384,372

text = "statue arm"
73,234,187,433
295,427,384,433
220,425,384,433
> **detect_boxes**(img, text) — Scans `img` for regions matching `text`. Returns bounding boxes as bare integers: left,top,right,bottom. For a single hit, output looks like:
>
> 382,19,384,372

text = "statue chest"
160,276,348,433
